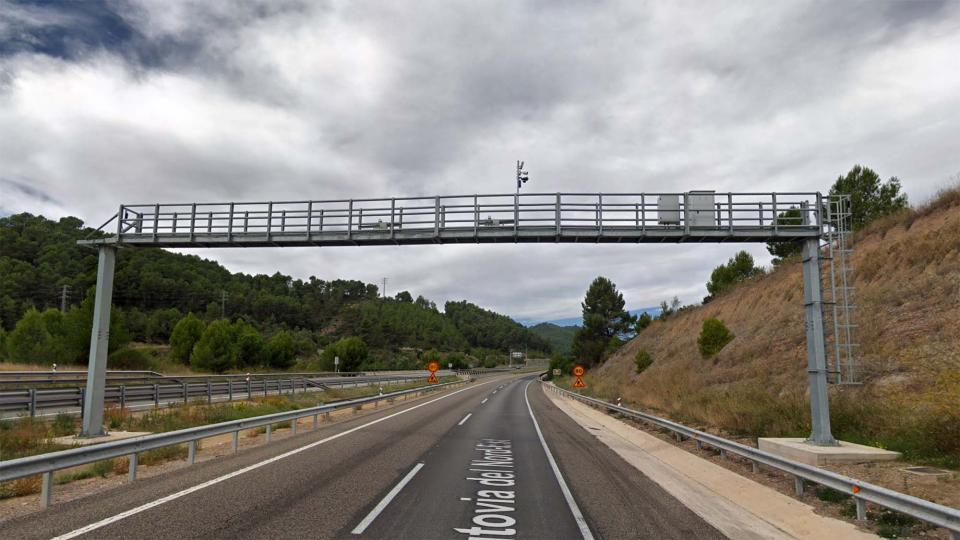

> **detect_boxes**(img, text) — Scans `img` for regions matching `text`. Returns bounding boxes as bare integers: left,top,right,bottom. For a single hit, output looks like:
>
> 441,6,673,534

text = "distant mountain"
525,307,661,328
528,323,579,354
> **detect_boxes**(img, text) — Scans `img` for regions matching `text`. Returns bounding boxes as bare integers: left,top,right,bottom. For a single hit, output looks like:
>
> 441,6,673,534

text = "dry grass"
595,186,960,467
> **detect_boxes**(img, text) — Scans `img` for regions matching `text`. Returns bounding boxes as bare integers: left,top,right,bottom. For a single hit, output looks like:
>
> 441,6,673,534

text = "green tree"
830,165,908,230
636,312,652,332
394,291,413,303
571,277,636,366
264,330,297,369
322,336,368,372
697,318,735,358
705,251,762,302
766,208,804,265
232,320,264,367
656,296,681,321
170,313,204,365
634,349,653,373
190,319,237,372
5,308,57,363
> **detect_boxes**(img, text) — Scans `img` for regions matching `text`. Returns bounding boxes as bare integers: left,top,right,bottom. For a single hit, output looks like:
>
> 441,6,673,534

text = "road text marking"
523,381,594,540
351,462,425,535
458,413,473,426
457,438,516,539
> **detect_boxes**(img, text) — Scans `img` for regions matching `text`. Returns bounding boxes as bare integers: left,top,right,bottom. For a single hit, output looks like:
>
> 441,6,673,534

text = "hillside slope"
591,187,960,465
529,322,579,354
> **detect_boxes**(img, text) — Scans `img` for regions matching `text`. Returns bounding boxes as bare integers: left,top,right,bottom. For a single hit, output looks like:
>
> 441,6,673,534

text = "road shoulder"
542,384,877,540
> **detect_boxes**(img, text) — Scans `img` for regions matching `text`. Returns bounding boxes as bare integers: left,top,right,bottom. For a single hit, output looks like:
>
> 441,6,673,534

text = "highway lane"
1,374,723,539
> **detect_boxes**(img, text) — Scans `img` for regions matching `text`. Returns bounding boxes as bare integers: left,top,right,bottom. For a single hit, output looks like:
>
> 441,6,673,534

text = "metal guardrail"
544,383,960,538
0,374,432,417
78,192,826,248
0,379,469,508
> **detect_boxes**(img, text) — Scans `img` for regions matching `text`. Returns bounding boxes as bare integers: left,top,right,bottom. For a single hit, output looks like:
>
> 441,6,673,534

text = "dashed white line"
50,382,490,540
523,381,594,540
481,398,488,404
351,462,425,535
458,413,473,426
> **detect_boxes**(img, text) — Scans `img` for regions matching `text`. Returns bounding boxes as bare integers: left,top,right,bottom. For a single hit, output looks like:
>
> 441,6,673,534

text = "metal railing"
0,374,436,417
79,192,827,247
544,383,960,537
0,379,468,508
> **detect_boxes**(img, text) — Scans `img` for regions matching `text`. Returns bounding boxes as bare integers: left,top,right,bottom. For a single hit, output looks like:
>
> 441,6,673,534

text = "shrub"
108,347,153,370
51,413,76,437
697,318,734,358
634,349,653,373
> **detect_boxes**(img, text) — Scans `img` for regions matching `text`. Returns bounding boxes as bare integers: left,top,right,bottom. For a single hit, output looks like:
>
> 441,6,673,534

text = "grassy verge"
0,376,458,499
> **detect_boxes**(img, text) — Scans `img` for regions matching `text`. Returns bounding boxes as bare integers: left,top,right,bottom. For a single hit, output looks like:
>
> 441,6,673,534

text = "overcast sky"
1,1,959,323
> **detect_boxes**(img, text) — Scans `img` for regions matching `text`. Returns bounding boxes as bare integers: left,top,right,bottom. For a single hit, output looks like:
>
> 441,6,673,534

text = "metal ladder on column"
822,195,860,384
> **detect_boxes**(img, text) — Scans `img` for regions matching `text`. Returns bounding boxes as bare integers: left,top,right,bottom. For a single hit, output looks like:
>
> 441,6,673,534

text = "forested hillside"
529,322,578,354
0,213,549,371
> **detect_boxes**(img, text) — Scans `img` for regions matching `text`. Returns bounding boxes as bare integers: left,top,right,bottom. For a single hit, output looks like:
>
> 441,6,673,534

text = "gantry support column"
801,237,838,446
80,245,117,437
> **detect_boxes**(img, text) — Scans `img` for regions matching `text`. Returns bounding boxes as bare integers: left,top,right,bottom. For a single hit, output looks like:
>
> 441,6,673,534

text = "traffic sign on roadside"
552,368,561,376
427,361,440,384
572,365,586,388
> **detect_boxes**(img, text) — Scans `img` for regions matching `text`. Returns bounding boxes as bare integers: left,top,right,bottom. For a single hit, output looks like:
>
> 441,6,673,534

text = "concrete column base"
758,438,901,466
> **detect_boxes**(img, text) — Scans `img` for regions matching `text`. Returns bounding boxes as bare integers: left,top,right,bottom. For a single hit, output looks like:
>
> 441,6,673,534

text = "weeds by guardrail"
544,382,960,539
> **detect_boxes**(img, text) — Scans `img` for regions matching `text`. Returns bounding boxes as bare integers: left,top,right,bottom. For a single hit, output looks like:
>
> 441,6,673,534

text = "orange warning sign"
572,365,587,388
427,361,440,384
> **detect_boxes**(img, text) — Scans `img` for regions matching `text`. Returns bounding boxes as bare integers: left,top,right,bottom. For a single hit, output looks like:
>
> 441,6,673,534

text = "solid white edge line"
523,380,595,540
350,462,425,535
457,413,472,426
51,382,489,540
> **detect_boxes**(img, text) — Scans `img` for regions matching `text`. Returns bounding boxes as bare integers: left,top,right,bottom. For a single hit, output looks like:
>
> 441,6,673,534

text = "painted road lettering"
457,439,517,539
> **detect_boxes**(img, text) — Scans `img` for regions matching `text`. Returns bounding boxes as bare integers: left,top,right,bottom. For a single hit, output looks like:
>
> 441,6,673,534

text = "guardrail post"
232,431,239,453
247,380,252,398
81,245,116,438
206,379,212,404
266,424,272,442
228,381,233,402
694,439,702,451
29,389,36,417
41,472,53,508
291,418,298,434
751,461,759,474
154,384,159,408
183,381,188,403
120,385,126,409
128,453,138,482
313,414,319,430
188,440,197,464
855,497,867,520
793,476,804,496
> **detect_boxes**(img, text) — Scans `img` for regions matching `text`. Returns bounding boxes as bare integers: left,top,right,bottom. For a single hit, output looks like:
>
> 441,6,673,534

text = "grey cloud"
2,1,959,321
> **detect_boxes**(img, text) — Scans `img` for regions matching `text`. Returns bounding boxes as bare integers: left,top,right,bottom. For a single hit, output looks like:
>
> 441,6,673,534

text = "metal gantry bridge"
75,190,851,448
82,191,825,248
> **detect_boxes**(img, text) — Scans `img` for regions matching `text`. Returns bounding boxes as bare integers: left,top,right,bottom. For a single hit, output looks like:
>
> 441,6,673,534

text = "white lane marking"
523,381,595,540
351,462,425,535
458,413,473,426
481,398,488,404
51,383,489,540
460,497,471,501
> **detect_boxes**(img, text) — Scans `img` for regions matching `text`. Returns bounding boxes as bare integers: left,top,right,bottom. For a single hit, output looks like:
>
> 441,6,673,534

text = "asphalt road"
0,374,723,539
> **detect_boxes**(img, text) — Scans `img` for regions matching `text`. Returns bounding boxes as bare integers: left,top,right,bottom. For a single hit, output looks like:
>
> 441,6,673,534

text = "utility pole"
60,285,71,312
381,277,388,299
